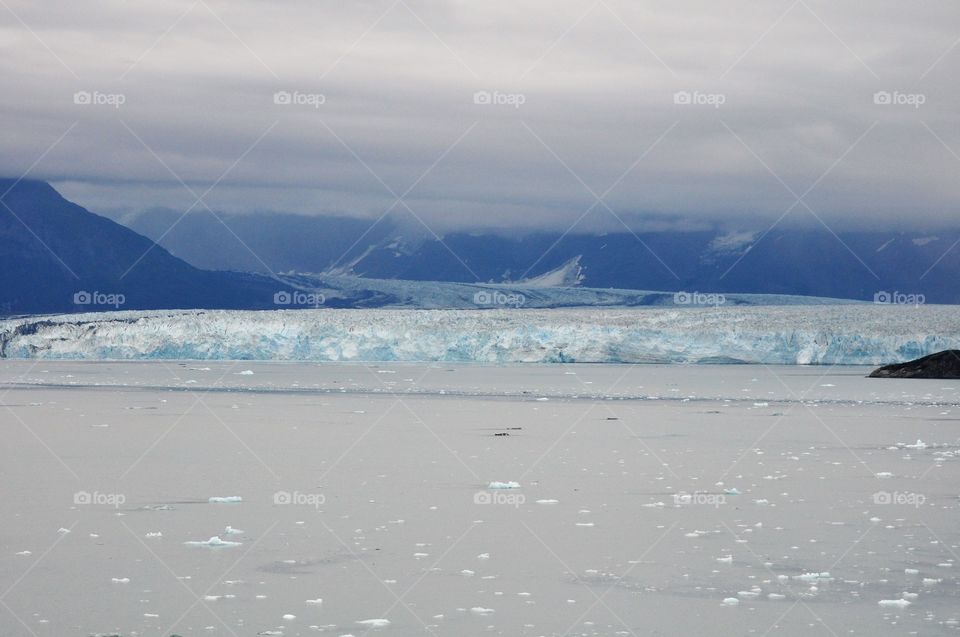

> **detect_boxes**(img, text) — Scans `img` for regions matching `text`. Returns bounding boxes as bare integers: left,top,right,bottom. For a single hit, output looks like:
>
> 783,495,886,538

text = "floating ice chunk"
874,472,893,478
111,577,130,583
470,607,495,615
356,619,391,627
145,531,162,538
477,553,490,560
208,496,243,503
767,593,786,600
225,526,244,535
716,555,733,564
487,481,520,489
236,370,254,375
305,598,323,605
57,527,71,534
724,488,741,495
282,614,296,620
878,599,911,608
722,598,740,606
536,499,559,504
902,592,918,600
901,439,927,450
905,568,919,575
15,550,31,556
185,536,242,547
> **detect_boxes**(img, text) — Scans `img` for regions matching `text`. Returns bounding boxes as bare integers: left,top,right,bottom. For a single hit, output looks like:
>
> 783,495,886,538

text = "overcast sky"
2,0,959,232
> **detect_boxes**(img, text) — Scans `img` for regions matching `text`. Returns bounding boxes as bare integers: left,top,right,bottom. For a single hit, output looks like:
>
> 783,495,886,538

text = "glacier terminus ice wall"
2,306,958,365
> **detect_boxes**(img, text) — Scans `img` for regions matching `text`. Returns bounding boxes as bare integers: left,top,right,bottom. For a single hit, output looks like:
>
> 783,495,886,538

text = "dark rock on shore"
869,350,960,379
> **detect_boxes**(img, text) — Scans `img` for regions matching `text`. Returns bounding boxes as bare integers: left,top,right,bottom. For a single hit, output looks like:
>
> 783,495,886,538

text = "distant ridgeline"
1,178,958,315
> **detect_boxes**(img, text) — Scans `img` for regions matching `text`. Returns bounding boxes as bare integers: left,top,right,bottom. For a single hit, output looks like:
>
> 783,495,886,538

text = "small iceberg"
356,619,391,628
208,496,243,503
878,599,911,609
185,536,242,548
487,481,521,489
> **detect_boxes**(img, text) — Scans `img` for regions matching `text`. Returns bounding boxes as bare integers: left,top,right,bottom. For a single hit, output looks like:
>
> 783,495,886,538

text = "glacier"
1,305,957,365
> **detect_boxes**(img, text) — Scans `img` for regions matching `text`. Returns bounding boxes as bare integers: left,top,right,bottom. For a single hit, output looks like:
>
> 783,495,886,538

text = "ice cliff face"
1,306,956,365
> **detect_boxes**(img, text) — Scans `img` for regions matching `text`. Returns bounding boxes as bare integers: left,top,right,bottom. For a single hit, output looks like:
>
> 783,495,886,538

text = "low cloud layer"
2,0,959,232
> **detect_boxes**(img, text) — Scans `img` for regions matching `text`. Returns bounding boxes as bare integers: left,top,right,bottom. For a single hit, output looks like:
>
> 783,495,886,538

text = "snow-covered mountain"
122,209,960,303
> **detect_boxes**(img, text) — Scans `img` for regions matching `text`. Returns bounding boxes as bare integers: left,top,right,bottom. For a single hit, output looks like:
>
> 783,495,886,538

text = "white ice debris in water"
722,598,740,606
111,577,130,583
477,553,490,560
208,496,243,503
356,619,391,628
225,526,244,535
487,481,521,489
145,531,162,538
878,599,912,608
282,614,296,620
184,536,242,547
236,370,255,375
470,607,495,615
716,555,733,564
305,598,323,605
536,499,559,504
15,551,31,556
57,527,71,534
901,439,927,449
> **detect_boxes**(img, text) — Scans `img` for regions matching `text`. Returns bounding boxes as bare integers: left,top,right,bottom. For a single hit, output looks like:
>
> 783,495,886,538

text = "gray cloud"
1,0,959,232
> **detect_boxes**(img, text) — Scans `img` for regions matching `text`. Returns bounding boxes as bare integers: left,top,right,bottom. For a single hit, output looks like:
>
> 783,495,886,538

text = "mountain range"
1,178,957,316
122,206,960,303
